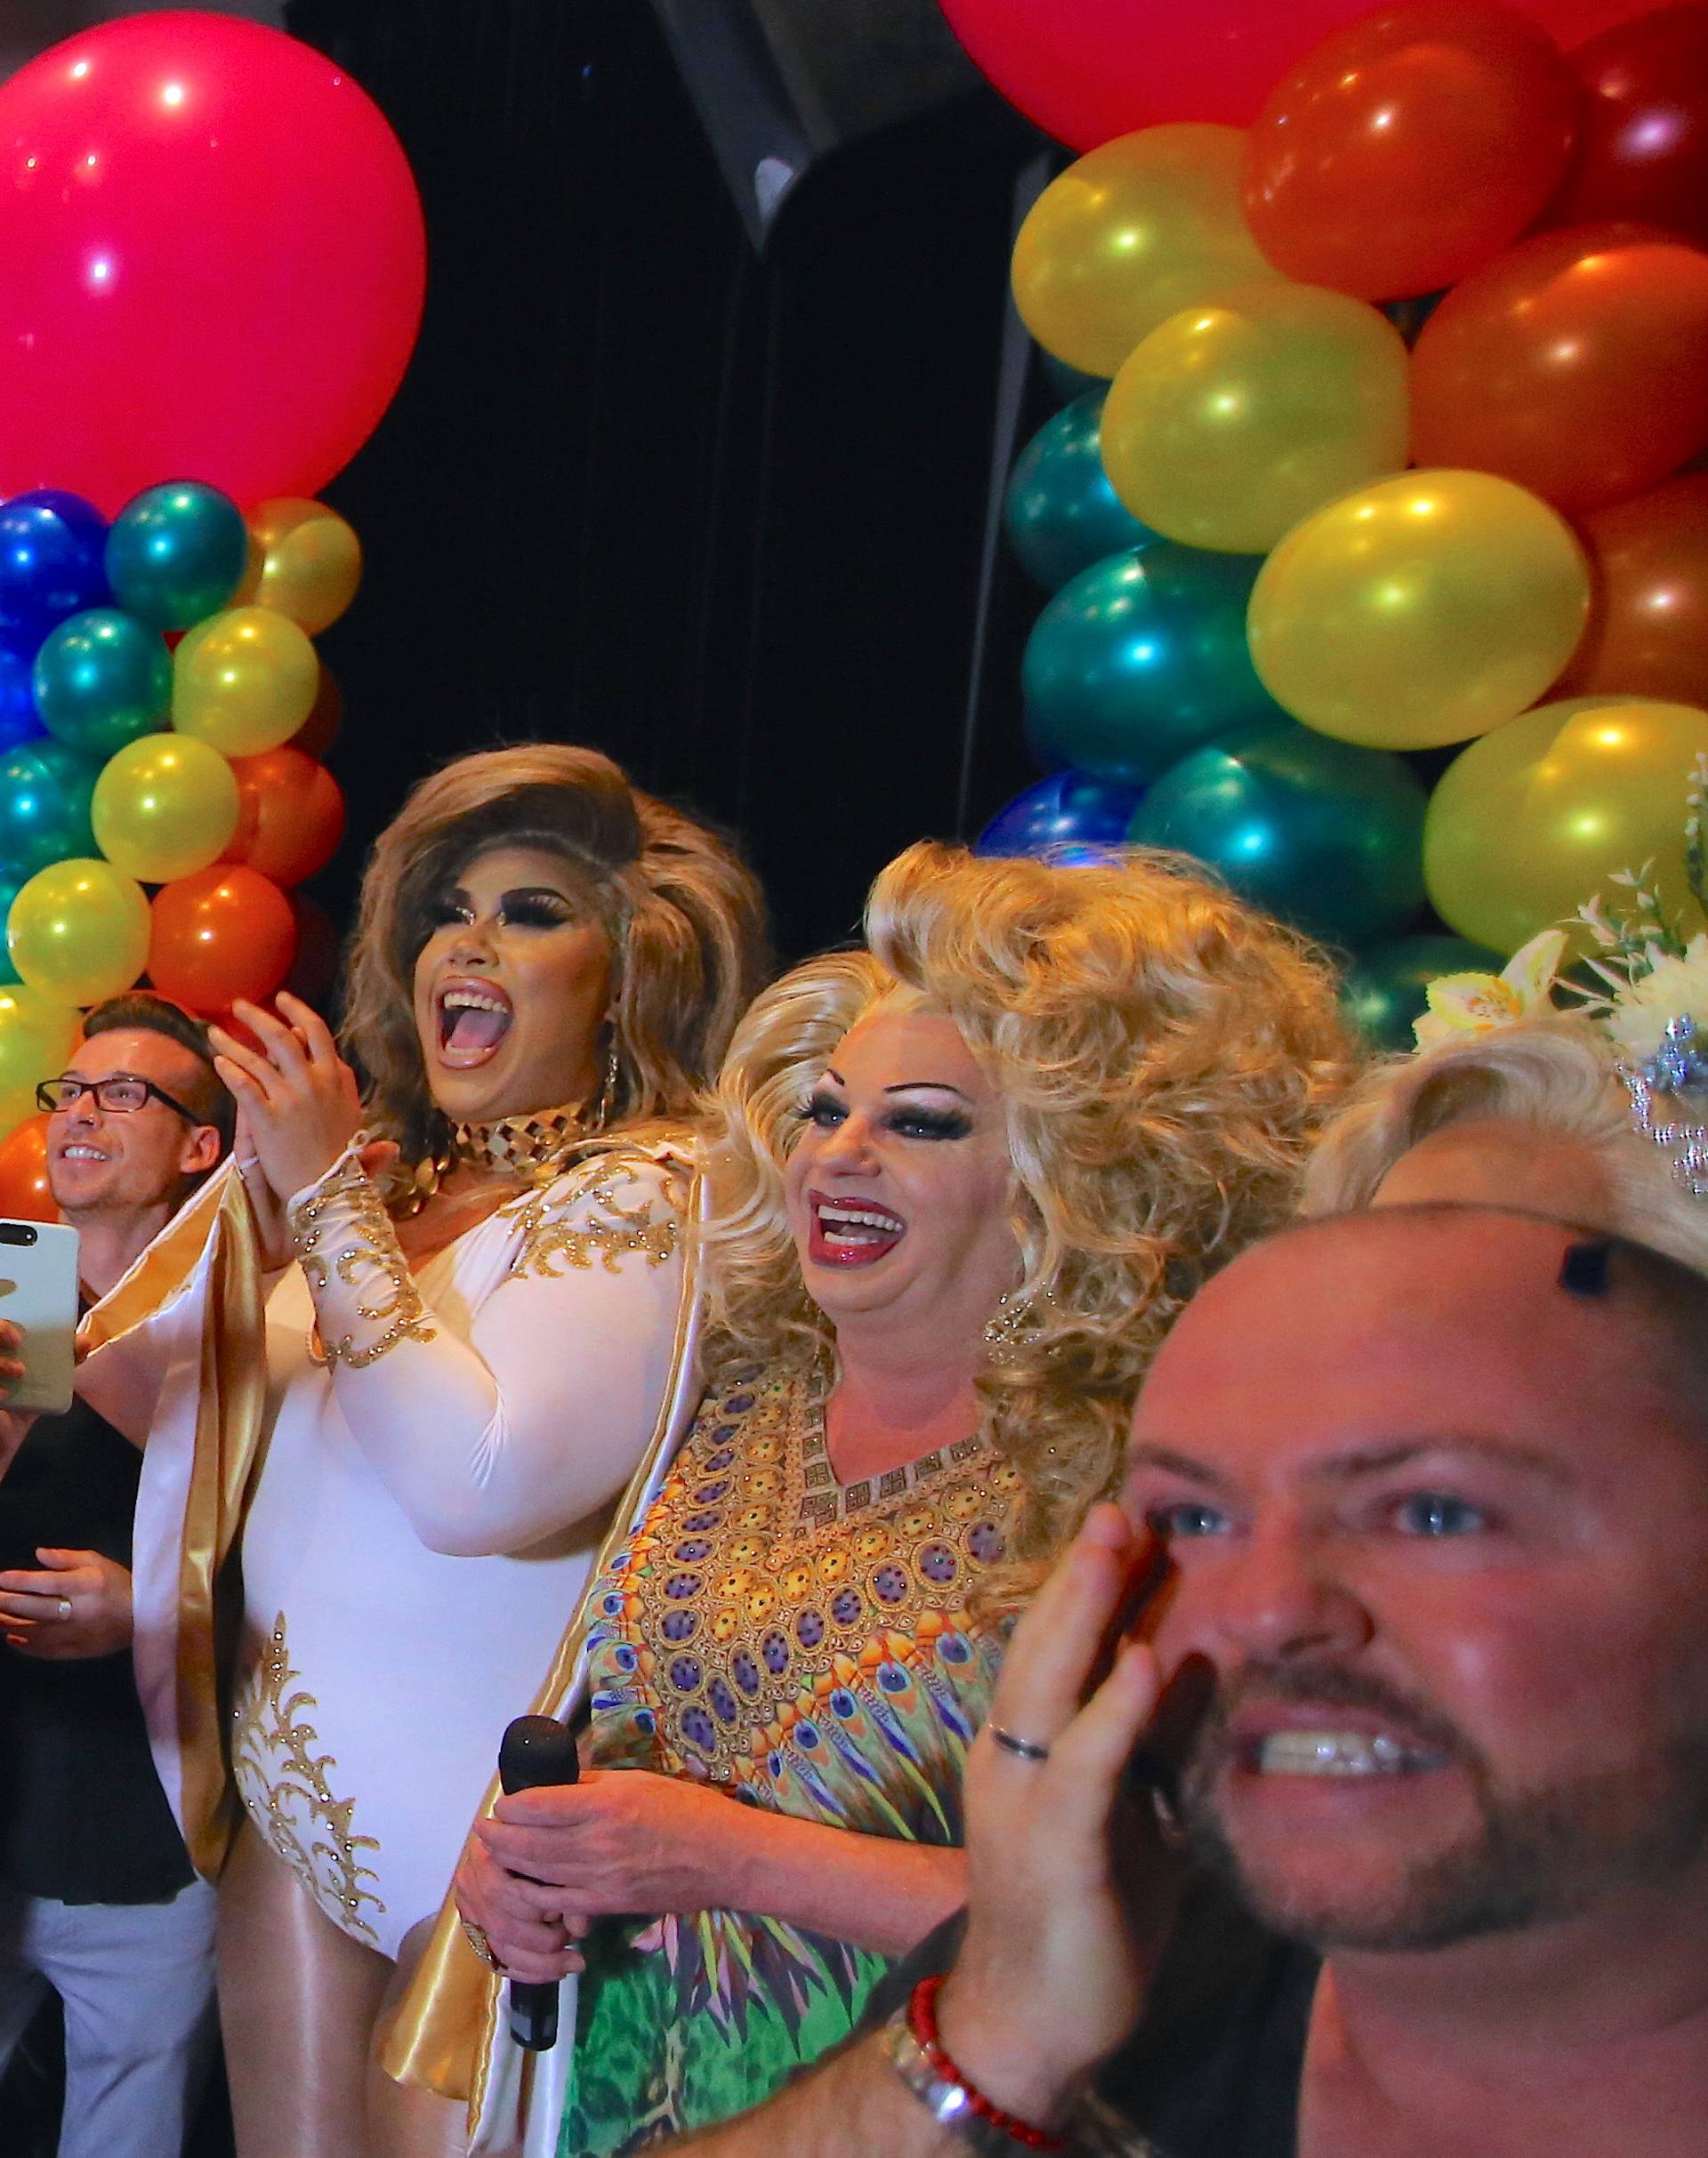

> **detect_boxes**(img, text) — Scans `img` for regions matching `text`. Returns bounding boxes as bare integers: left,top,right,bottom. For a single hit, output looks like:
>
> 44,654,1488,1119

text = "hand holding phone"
0,1220,78,1418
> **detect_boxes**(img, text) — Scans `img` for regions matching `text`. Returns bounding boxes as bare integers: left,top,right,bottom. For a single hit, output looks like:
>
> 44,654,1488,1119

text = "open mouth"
806,1188,906,1268
54,1143,110,1166
1237,1727,1451,1780
434,977,514,1068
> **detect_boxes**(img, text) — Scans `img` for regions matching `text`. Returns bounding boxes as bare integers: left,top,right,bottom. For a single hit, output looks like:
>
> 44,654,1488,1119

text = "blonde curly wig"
341,744,770,1166
1301,1012,1708,1275
700,841,1356,1582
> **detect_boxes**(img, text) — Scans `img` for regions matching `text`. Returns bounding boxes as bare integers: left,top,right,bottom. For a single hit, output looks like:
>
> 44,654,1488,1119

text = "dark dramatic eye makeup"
794,1090,973,1140
496,886,577,929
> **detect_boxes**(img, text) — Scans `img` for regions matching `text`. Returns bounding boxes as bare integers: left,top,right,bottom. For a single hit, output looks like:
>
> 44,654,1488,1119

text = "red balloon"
1410,222,1708,512
149,866,297,1016
0,14,426,515
222,746,346,888
935,0,1661,145
0,1115,57,1223
1555,472,1708,701
1549,4,1708,245
1243,4,1581,301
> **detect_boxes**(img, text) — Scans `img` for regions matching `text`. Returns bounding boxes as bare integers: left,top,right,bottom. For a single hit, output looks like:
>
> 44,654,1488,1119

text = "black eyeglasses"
37,1074,201,1123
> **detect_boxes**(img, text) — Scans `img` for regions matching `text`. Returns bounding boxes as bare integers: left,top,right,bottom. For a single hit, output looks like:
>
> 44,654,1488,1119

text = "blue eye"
800,1092,846,1129
1393,1493,1488,1537
1147,1502,1228,1541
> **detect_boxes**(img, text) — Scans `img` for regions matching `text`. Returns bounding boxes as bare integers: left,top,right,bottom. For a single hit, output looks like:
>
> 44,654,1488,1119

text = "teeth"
1256,1731,1422,1777
441,990,507,1013
61,1147,107,1161
818,1204,903,1234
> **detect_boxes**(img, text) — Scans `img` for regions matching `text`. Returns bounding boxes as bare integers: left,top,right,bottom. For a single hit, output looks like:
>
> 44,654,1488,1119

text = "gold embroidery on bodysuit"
500,1156,681,1282
230,1614,386,1945
289,1155,437,1367
596,1371,1019,1781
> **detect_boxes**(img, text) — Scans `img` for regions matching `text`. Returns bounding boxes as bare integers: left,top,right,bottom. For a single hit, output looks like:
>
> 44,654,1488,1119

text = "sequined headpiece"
1412,754,1708,1198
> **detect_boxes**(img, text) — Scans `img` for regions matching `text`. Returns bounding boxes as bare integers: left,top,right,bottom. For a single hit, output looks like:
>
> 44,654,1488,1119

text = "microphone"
497,1713,582,2051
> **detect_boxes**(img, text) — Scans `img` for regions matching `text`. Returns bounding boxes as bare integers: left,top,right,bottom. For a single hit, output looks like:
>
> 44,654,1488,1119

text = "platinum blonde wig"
1302,1011,1708,1274
701,841,1355,1580
342,744,770,1164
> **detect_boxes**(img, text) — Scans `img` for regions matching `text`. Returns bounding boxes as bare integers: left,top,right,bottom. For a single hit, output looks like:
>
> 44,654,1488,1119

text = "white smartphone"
0,1218,80,1416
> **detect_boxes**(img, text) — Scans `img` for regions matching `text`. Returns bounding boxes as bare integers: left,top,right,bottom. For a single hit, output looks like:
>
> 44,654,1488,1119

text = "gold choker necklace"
449,1104,587,1180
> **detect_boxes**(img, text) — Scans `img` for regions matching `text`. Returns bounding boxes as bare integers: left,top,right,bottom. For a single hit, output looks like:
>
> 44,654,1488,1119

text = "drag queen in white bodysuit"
85,745,767,2158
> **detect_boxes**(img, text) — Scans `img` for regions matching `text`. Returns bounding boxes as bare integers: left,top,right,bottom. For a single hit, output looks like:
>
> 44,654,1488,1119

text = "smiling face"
781,1006,1019,1349
46,1027,223,1221
1125,1210,1708,1955
411,843,613,1126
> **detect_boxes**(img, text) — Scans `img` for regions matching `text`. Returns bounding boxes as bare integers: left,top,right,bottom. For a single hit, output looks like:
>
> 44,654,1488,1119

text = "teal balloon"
1005,393,1160,590
0,873,23,985
104,482,248,632
0,739,99,877
1131,716,1427,948
32,608,172,760
1041,350,1108,404
1341,934,1504,1052
1023,544,1288,785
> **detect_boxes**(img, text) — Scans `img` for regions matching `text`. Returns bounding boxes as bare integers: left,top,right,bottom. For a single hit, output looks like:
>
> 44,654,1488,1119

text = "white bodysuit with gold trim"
224,1145,688,1959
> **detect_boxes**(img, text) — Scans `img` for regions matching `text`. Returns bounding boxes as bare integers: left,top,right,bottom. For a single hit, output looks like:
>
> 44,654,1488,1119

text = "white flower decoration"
1413,929,1568,1050
1599,934,1708,1063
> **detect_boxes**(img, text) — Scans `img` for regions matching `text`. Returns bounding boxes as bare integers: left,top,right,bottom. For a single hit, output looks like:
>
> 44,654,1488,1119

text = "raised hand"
209,990,364,1204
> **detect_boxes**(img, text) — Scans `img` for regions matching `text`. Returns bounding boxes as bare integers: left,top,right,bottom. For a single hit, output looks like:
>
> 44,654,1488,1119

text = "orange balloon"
1244,3,1580,302
222,747,346,888
148,866,297,1016
1555,473,1708,706
1411,222,1708,513
291,665,342,762
0,1114,57,1223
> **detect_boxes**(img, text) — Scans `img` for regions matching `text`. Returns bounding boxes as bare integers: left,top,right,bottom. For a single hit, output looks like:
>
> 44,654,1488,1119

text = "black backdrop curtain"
283,0,1043,962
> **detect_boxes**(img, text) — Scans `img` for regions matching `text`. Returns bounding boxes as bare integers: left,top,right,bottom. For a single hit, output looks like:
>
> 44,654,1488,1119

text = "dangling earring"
984,1282,1057,1349
589,1027,621,1131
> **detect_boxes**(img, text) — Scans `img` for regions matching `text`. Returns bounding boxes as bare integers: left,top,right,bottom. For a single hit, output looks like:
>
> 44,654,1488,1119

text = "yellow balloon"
173,607,320,757
93,735,240,884
1246,471,1591,750
1101,281,1411,555
8,858,151,1008
1424,697,1708,954
1011,125,1280,380
238,498,363,635
0,984,79,1134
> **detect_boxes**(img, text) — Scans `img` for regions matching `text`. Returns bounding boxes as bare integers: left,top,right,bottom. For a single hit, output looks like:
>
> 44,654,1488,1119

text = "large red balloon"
148,866,297,1016
0,14,426,514
936,0,1663,145
222,746,346,888
1410,223,1708,513
1555,472,1708,702
1243,4,1581,301
1548,4,1708,244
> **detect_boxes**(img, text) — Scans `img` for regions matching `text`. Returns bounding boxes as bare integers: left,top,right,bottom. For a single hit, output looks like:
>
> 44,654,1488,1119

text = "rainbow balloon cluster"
0,483,356,1135
0,10,424,1192
969,0,1708,1042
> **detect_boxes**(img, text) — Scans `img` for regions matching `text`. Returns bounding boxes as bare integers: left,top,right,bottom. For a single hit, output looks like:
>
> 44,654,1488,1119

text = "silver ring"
56,1597,72,1623
988,1721,1051,1763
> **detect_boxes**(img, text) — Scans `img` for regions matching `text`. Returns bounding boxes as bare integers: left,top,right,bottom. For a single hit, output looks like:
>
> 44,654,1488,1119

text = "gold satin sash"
378,1169,706,2127
77,1161,268,1880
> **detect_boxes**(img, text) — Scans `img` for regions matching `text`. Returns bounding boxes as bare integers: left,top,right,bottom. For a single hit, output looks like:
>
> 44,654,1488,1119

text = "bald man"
662,1206,1708,2158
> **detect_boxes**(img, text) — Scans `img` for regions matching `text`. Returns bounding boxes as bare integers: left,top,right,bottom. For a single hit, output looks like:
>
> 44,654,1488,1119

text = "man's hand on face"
0,1547,134,1660
934,1504,1204,2132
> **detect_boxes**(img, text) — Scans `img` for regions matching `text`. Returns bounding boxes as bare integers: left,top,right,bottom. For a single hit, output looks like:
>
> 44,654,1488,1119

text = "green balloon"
0,873,22,986
1024,544,1289,785
104,482,248,632
33,608,172,761
0,739,100,878
1005,394,1159,591
1341,934,1504,1052
1131,716,1427,949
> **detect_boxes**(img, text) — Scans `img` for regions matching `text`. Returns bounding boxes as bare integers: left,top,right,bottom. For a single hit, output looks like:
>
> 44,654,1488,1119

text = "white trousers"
0,1874,218,2158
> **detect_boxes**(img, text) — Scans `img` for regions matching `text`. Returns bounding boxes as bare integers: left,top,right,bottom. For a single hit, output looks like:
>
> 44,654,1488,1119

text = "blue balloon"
1131,716,1427,949
0,645,44,755
1004,394,1160,591
975,770,1146,859
1040,350,1108,405
0,492,109,641
0,871,24,985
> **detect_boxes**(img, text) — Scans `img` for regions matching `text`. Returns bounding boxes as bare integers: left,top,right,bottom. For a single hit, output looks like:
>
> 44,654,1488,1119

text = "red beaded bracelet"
906,1974,1069,2153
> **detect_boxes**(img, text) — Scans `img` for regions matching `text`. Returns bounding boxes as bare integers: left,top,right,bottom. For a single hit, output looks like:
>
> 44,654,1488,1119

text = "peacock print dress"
557,1361,1017,2155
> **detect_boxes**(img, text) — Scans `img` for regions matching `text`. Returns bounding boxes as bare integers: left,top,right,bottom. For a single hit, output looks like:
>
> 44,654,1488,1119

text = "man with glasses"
0,994,233,2158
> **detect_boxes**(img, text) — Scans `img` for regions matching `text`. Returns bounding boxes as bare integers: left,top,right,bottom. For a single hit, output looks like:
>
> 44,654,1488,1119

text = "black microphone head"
499,1714,581,1795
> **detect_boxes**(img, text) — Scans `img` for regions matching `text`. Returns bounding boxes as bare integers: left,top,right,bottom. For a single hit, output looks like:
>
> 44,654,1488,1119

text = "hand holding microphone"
496,1713,583,2050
